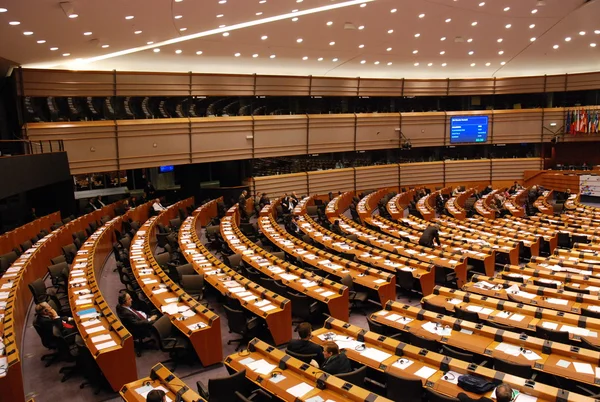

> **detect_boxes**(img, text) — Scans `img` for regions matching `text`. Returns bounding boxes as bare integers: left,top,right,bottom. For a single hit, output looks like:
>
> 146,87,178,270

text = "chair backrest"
285,349,318,364
409,332,439,352
181,275,204,294
501,273,523,283
32,320,58,350
582,307,600,320
384,371,423,402
227,254,242,269
367,315,386,333
306,205,318,217
155,252,171,266
223,305,247,334
493,357,532,379
484,320,516,331
48,262,69,278
535,325,570,344
20,239,33,253
425,388,461,402
152,315,173,347
50,255,66,265
340,274,353,290
533,279,557,289
176,263,196,277
396,269,416,290
336,365,367,387
0,251,18,272
206,225,220,237
62,243,77,262
442,344,474,362
271,251,285,260
454,306,481,323
28,278,48,303
170,217,181,229
564,284,589,294
422,299,447,315
287,292,312,320
205,369,248,402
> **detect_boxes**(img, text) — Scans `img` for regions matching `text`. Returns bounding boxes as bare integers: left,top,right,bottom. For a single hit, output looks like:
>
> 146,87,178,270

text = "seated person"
152,198,167,212
331,220,344,236
321,341,352,375
287,322,324,366
35,302,77,337
418,224,441,248
147,389,167,402
116,293,158,334
458,383,513,402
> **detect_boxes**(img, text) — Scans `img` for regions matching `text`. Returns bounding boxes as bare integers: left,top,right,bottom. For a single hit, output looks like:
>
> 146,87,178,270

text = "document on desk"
254,299,270,308
239,357,256,366
448,298,462,305
181,309,195,318
573,362,595,375
286,382,314,398
247,359,277,375
556,359,571,368
85,326,105,335
495,343,520,357
260,304,276,312
392,358,414,370
542,322,558,330
95,340,117,351
153,288,168,295
280,274,299,281
560,325,589,336
374,279,387,284
509,314,525,322
161,303,179,315
414,366,437,379
360,347,391,363
243,295,258,302
546,298,568,306
321,291,335,297
522,350,542,361
386,314,402,322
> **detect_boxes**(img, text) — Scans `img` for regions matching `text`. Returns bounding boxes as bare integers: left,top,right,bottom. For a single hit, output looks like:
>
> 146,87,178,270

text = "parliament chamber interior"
3,0,600,401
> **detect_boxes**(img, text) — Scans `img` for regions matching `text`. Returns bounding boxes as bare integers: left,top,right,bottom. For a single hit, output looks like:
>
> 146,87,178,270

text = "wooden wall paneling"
191,74,255,96
253,115,308,158
310,77,358,97
357,78,403,97
355,113,401,151
26,121,118,174
20,69,115,97
545,74,567,93
253,173,308,198
116,72,190,96
399,162,444,186
403,79,449,97
448,78,495,96
491,158,543,182
542,108,566,143
494,76,546,95
190,117,253,163
307,114,355,154
116,119,191,169
444,160,491,188
255,75,311,96
566,72,600,92
308,168,355,195
401,112,446,147
492,109,543,144
355,164,399,192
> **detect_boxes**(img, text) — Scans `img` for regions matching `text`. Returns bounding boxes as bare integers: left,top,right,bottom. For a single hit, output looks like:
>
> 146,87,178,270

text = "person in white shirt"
152,198,167,212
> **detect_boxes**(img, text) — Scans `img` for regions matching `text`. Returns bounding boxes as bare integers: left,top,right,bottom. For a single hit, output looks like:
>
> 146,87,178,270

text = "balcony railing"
0,139,64,157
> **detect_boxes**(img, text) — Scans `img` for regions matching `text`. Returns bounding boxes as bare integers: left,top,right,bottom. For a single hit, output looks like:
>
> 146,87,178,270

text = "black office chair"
227,254,243,270
180,275,206,303
422,299,447,315
581,307,600,320
32,321,61,367
20,239,33,253
47,262,69,294
442,344,475,363
223,305,260,351
580,336,600,352
169,217,182,231
234,389,272,402
336,365,367,387
557,232,571,249
500,273,524,283
535,325,570,344
493,357,536,380
384,371,423,402
572,235,590,245
152,315,192,371
50,255,67,265
116,306,156,357
397,269,420,299
454,305,481,323
287,291,320,324
197,368,249,402
425,388,461,402
0,251,18,274
62,243,78,264
484,320,517,332
533,279,558,289
409,332,440,352
175,263,196,281
341,274,369,315
285,349,319,364
367,315,388,335
564,284,589,294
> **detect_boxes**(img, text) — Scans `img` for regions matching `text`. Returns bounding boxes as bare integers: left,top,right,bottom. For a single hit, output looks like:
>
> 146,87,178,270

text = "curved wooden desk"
0,212,61,256
505,188,528,217
120,363,205,402
534,191,554,215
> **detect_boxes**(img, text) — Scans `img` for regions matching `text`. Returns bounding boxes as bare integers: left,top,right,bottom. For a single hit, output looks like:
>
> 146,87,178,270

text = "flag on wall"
565,109,600,135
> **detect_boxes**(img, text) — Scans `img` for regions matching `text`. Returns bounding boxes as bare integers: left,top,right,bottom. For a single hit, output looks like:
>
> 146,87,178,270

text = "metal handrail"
0,139,64,156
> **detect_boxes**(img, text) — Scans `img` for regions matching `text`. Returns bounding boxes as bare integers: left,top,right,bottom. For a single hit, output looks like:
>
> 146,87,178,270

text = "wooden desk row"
220,206,350,322
178,201,292,346
371,301,600,390
445,188,477,221
129,198,223,367
0,212,61,256
68,202,154,391
504,188,528,218
475,189,503,219
534,191,554,215
510,215,600,244
120,363,206,402
0,202,122,402
259,200,396,305
385,189,417,220
313,317,591,401
500,264,600,296
356,188,392,223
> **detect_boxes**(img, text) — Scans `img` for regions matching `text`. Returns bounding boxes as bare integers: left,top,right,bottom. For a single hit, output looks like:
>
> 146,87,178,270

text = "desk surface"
120,363,205,402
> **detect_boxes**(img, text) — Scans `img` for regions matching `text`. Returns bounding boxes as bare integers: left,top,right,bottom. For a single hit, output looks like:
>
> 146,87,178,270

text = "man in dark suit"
321,341,352,375
116,293,157,331
130,196,138,208
287,323,324,366
146,389,166,402
86,197,99,213
35,302,77,337
419,224,441,248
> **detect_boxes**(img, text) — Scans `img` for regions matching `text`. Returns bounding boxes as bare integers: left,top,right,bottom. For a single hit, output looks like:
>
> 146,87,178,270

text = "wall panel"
445,160,490,185
308,115,355,154
401,112,446,147
403,79,448,97
495,76,545,95
400,162,444,186
567,73,600,92
116,73,189,96
355,165,399,192
356,113,400,151
253,116,307,158
448,79,495,96
190,117,253,163
358,79,403,97
20,69,114,97
117,119,190,169
542,108,565,142
255,75,310,96
545,75,567,93
310,77,358,97
492,158,542,181
492,109,543,144
308,169,354,195
191,74,255,96
253,173,307,198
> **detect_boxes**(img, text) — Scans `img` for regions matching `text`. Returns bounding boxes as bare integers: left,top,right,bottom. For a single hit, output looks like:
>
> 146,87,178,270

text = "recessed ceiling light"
497,38,503,42
125,15,134,20
261,35,268,40
595,30,600,34
102,44,109,48
529,24,536,30
84,32,92,35
391,9,397,13
374,61,380,65
445,18,451,23
196,50,203,55
470,63,476,67
553,44,559,49
530,37,536,42
505,24,511,29
269,54,276,58
386,47,392,51
358,25,364,30
219,24,226,27
579,31,586,36
318,57,324,61
503,7,510,11
387,29,394,34
147,41,154,45
23,31,33,36
329,41,335,45
175,0,183,2
37,40,46,44
216,14,223,18
360,60,366,64
50,47,58,51
498,50,504,55
175,49,182,54
412,50,418,54
501,61,506,65
414,33,420,37
219,0,227,3
175,15,183,19
259,0,266,3
485,62,491,66
0,8,7,12
358,44,364,48
292,9,298,12
297,0,303,3
565,37,571,41
360,3,366,7
291,17,298,21
479,2,485,6
440,36,446,41
387,62,392,65
531,9,537,14
467,38,473,43
256,12,263,15
326,21,333,26
135,30,143,34
297,38,303,43
333,58,339,62
62,53,70,57
441,63,447,66
302,56,308,60
471,21,477,26
223,32,229,36
234,52,241,57
468,51,474,55
153,48,160,53
427,62,433,66
414,62,419,66
418,13,425,18
591,43,597,47
9,21,20,25
440,50,445,55
68,13,78,18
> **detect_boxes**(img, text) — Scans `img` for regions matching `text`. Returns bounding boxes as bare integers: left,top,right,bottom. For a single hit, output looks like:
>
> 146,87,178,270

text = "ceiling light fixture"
102,44,109,48
497,38,503,42
196,50,203,54
467,38,473,42
0,8,7,12
441,63,447,66
414,33,420,37
63,53,70,57
485,62,491,66
326,21,333,25
445,18,451,23
505,24,511,28
296,38,303,43
591,43,597,47
360,60,366,64
387,62,392,65
329,41,335,45
388,29,393,33
595,30,600,34
360,3,366,7
261,35,268,40
175,49,182,54
386,47,392,51
498,50,504,54
180,27,187,31
531,9,537,14
318,57,324,61
50,47,58,51
501,61,506,65
440,36,446,41
37,40,46,44
234,52,241,57
270,54,276,58
553,44,559,49
391,8,397,13
23,31,33,35
565,36,571,41
440,50,445,55
479,2,485,6
470,63,476,66
374,61,380,64
580,31,586,35
418,13,425,18
503,6,510,11
427,62,433,66
333,58,339,61
530,37,536,41
68,14,78,18
175,15,183,19
84,31,92,35
358,44,364,48
147,41,154,45
302,56,308,60
223,32,229,36
471,21,477,26
153,48,160,52
412,50,418,54
9,21,20,25
219,0,227,3
468,51,474,55
126,15,134,20
256,12,262,15
358,25,364,30
135,30,142,34
414,62,419,66
292,17,298,21
216,14,223,18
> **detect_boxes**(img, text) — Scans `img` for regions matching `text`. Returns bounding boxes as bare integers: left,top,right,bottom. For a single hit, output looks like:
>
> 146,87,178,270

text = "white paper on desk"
398,316,414,324
95,340,117,351
243,295,258,302
522,350,542,361
515,393,537,402
466,305,482,313
507,284,521,293
414,366,437,379
560,325,589,336
460,329,473,335
360,347,391,363
239,357,255,366
85,326,105,334
496,343,521,357
247,359,277,375
75,299,93,306
374,279,387,284
449,298,462,305
321,291,335,297
509,314,525,322
182,310,195,318
237,291,252,298
229,287,246,294
587,286,600,292
286,382,314,398
441,370,461,385
255,299,270,308
479,308,494,315
392,358,414,370
260,305,276,312
153,288,168,295
542,322,558,330
546,298,568,306
595,367,600,378
81,318,101,327
164,297,178,303
1,283,12,289
305,396,325,402
573,362,595,375
91,334,112,343
161,303,179,315
280,274,299,281
387,314,402,321
556,359,571,368
516,291,537,300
